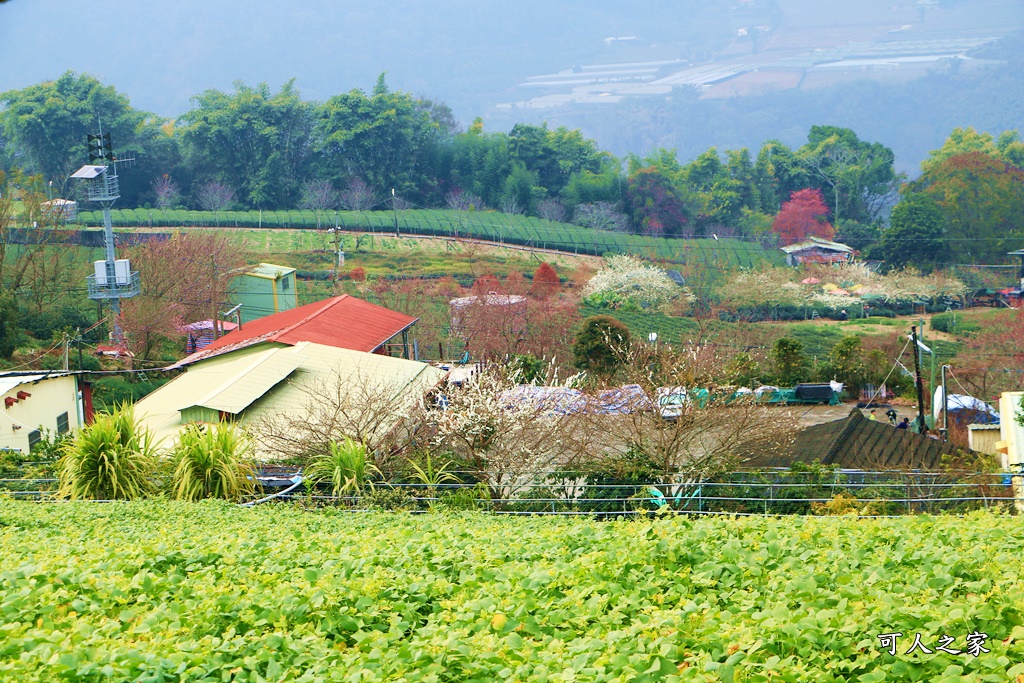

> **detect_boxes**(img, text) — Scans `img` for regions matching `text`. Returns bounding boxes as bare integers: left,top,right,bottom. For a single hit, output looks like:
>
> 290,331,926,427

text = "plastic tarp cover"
794,384,838,403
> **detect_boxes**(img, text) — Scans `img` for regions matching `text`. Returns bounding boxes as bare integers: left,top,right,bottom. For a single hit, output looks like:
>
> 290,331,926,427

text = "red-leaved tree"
772,188,834,246
531,262,560,298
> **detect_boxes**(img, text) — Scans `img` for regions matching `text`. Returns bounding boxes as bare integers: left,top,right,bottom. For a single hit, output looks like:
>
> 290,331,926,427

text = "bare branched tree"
445,189,485,211
152,174,181,216
195,181,234,225
499,196,523,215
340,178,378,211
573,201,630,232
418,368,584,499
299,179,338,228
252,365,429,470
537,198,567,223
569,340,797,479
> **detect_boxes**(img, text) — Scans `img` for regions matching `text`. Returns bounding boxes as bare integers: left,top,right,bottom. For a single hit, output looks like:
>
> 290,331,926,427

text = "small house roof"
137,342,445,451
245,263,297,280
170,295,417,368
780,237,855,255
0,372,72,396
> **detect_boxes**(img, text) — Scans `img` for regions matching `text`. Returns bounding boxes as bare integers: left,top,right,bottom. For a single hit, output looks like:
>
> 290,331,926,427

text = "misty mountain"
1,0,1023,174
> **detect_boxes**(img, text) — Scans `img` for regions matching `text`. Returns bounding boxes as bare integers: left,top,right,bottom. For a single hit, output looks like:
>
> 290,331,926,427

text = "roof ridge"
270,295,349,342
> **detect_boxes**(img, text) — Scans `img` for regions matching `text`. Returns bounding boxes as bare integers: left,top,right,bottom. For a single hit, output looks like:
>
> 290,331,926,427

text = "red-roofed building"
169,295,418,368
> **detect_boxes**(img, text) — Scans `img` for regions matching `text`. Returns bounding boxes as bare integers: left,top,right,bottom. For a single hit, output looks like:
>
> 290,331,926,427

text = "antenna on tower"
71,131,140,342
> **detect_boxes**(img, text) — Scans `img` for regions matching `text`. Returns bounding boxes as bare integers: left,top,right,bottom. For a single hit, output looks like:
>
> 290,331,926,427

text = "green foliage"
438,482,492,511
77,208,774,266
930,312,981,335
91,375,168,413
2,502,1024,680
825,336,866,390
56,406,158,501
0,292,19,360
771,337,810,386
872,192,945,269
404,452,460,502
361,486,417,511
170,422,258,502
507,353,545,383
572,315,631,378
307,436,379,497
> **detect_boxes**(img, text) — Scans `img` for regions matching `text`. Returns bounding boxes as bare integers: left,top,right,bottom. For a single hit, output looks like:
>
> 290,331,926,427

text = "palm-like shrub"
57,406,158,500
307,436,379,497
170,422,258,502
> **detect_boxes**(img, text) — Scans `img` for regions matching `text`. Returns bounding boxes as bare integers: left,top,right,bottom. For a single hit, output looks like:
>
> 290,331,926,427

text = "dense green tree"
771,337,809,386
572,315,631,380
797,125,897,225
825,336,866,390
318,76,449,203
625,166,692,237
914,151,1024,263
178,80,316,209
871,192,945,269
0,72,158,200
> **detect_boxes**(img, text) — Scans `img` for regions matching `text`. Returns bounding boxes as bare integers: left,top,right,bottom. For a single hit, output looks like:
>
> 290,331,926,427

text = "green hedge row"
76,208,776,267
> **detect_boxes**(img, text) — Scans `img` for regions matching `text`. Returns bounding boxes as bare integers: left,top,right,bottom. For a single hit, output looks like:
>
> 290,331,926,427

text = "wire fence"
4,470,1017,517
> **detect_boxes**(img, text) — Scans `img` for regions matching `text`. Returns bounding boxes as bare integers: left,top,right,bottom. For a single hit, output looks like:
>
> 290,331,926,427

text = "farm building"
0,372,88,452
229,263,298,324
136,342,444,453
780,237,856,266
171,294,419,368
41,198,78,221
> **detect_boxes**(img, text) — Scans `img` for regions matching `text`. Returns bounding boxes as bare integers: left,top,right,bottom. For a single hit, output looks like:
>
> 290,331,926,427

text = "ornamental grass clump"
57,406,158,500
306,436,379,497
170,422,258,502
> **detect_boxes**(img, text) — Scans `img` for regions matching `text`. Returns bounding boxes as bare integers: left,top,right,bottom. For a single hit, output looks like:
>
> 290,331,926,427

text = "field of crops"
77,208,776,267
1,501,1022,682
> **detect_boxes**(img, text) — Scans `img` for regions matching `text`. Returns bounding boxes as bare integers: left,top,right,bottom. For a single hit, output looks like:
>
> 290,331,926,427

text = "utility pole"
392,188,400,237
211,256,219,341
911,326,927,434
940,364,949,442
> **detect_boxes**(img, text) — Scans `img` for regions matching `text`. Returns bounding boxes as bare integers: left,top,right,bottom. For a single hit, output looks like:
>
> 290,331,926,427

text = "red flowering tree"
531,262,560,298
771,188,834,246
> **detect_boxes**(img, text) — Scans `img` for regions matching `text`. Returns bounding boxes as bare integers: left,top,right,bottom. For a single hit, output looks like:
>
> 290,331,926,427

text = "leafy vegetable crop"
0,501,1022,682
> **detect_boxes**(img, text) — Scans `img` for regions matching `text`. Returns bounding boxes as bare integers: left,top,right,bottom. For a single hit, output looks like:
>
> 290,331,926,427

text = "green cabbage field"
1,501,1022,682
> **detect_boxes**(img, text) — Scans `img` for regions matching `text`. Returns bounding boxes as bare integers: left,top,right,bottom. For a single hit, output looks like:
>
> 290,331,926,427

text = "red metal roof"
171,295,418,367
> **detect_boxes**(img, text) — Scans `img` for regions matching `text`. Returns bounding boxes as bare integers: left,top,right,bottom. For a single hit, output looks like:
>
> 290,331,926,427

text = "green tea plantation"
1,501,1022,682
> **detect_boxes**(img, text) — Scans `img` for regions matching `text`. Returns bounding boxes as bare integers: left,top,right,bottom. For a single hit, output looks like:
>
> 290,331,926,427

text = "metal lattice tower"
71,131,140,337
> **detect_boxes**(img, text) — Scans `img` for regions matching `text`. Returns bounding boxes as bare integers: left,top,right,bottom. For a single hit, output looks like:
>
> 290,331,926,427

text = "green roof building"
230,263,298,324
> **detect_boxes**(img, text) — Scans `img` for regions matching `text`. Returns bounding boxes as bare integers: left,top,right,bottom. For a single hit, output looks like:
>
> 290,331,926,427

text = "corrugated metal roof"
186,347,307,414
780,237,855,254
170,295,418,368
0,373,49,396
136,342,445,453
246,263,297,279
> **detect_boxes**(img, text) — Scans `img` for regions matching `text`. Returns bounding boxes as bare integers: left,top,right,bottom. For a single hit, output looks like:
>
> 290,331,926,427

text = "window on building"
28,429,41,451
57,412,69,434
281,275,291,291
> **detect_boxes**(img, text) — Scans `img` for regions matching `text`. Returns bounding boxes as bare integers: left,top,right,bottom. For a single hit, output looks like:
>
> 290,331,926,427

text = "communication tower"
70,131,140,336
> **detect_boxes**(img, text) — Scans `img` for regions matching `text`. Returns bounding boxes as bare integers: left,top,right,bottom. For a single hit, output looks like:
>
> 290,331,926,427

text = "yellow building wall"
999,392,1024,470
0,376,80,452
967,427,1001,456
